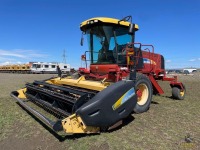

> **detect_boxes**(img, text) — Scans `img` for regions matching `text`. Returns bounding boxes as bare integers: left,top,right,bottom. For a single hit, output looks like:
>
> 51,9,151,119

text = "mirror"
80,37,84,46
80,32,85,46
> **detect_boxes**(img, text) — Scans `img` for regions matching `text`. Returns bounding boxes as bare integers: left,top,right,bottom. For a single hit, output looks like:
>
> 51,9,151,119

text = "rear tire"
133,74,153,113
172,84,186,100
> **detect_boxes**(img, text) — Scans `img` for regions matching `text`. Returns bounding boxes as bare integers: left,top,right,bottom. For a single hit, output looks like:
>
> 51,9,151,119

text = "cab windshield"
86,25,132,64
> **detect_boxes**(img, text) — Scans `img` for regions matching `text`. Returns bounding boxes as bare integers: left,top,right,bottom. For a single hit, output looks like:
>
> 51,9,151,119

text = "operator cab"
80,17,139,67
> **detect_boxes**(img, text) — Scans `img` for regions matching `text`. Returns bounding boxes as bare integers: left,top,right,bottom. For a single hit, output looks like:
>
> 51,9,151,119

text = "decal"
112,87,135,110
143,58,156,65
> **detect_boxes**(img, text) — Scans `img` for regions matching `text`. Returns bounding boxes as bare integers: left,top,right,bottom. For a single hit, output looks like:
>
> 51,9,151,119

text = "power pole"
62,49,66,64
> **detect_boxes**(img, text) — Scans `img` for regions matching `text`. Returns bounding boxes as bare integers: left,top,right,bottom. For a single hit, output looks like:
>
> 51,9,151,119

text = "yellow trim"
80,17,139,31
180,91,185,97
17,88,27,99
150,60,156,65
47,76,110,91
112,87,135,110
62,114,100,134
113,94,125,110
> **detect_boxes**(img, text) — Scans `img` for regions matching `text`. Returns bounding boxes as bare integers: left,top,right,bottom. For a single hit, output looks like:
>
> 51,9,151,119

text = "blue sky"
0,0,200,69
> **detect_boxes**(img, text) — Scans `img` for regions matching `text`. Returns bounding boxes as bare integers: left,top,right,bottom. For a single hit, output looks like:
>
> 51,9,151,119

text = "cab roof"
80,17,139,31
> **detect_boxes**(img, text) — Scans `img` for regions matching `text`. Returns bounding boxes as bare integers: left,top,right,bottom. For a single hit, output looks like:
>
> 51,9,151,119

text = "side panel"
90,64,119,74
140,51,165,74
76,80,137,128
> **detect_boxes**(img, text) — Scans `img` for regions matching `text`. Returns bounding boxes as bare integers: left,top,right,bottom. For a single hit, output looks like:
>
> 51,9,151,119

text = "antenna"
62,49,66,64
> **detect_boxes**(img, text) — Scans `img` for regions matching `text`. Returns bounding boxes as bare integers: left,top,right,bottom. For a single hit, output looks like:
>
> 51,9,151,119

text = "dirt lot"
0,73,200,150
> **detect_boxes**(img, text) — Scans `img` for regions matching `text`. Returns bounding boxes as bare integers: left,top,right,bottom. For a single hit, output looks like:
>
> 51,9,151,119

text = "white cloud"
189,59,196,62
16,61,22,64
29,53,49,58
0,56,16,61
0,61,12,66
0,50,26,58
0,49,48,59
0,49,49,65
166,60,171,63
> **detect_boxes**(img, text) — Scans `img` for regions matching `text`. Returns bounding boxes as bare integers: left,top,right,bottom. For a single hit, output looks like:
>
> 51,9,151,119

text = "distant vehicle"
31,62,70,74
175,70,182,74
183,70,189,75
167,70,175,74
183,68,197,74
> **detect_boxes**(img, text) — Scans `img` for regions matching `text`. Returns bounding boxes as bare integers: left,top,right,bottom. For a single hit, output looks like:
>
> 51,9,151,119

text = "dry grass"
0,73,200,150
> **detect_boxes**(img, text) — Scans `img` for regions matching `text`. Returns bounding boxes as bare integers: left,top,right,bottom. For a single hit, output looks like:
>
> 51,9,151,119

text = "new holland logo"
143,58,156,65
112,88,135,110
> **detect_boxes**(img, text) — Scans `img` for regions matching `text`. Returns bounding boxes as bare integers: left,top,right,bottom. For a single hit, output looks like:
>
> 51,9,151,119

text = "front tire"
133,74,153,113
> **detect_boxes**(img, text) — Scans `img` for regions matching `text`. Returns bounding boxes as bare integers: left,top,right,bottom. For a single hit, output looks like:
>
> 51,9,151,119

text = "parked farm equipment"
0,64,30,73
0,62,70,74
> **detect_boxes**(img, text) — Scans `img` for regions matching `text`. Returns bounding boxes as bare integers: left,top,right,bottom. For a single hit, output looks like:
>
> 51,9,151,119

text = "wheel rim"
180,90,185,97
137,83,149,105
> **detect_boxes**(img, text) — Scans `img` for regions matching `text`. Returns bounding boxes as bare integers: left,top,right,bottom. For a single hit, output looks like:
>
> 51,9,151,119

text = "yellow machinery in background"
0,64,31,73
